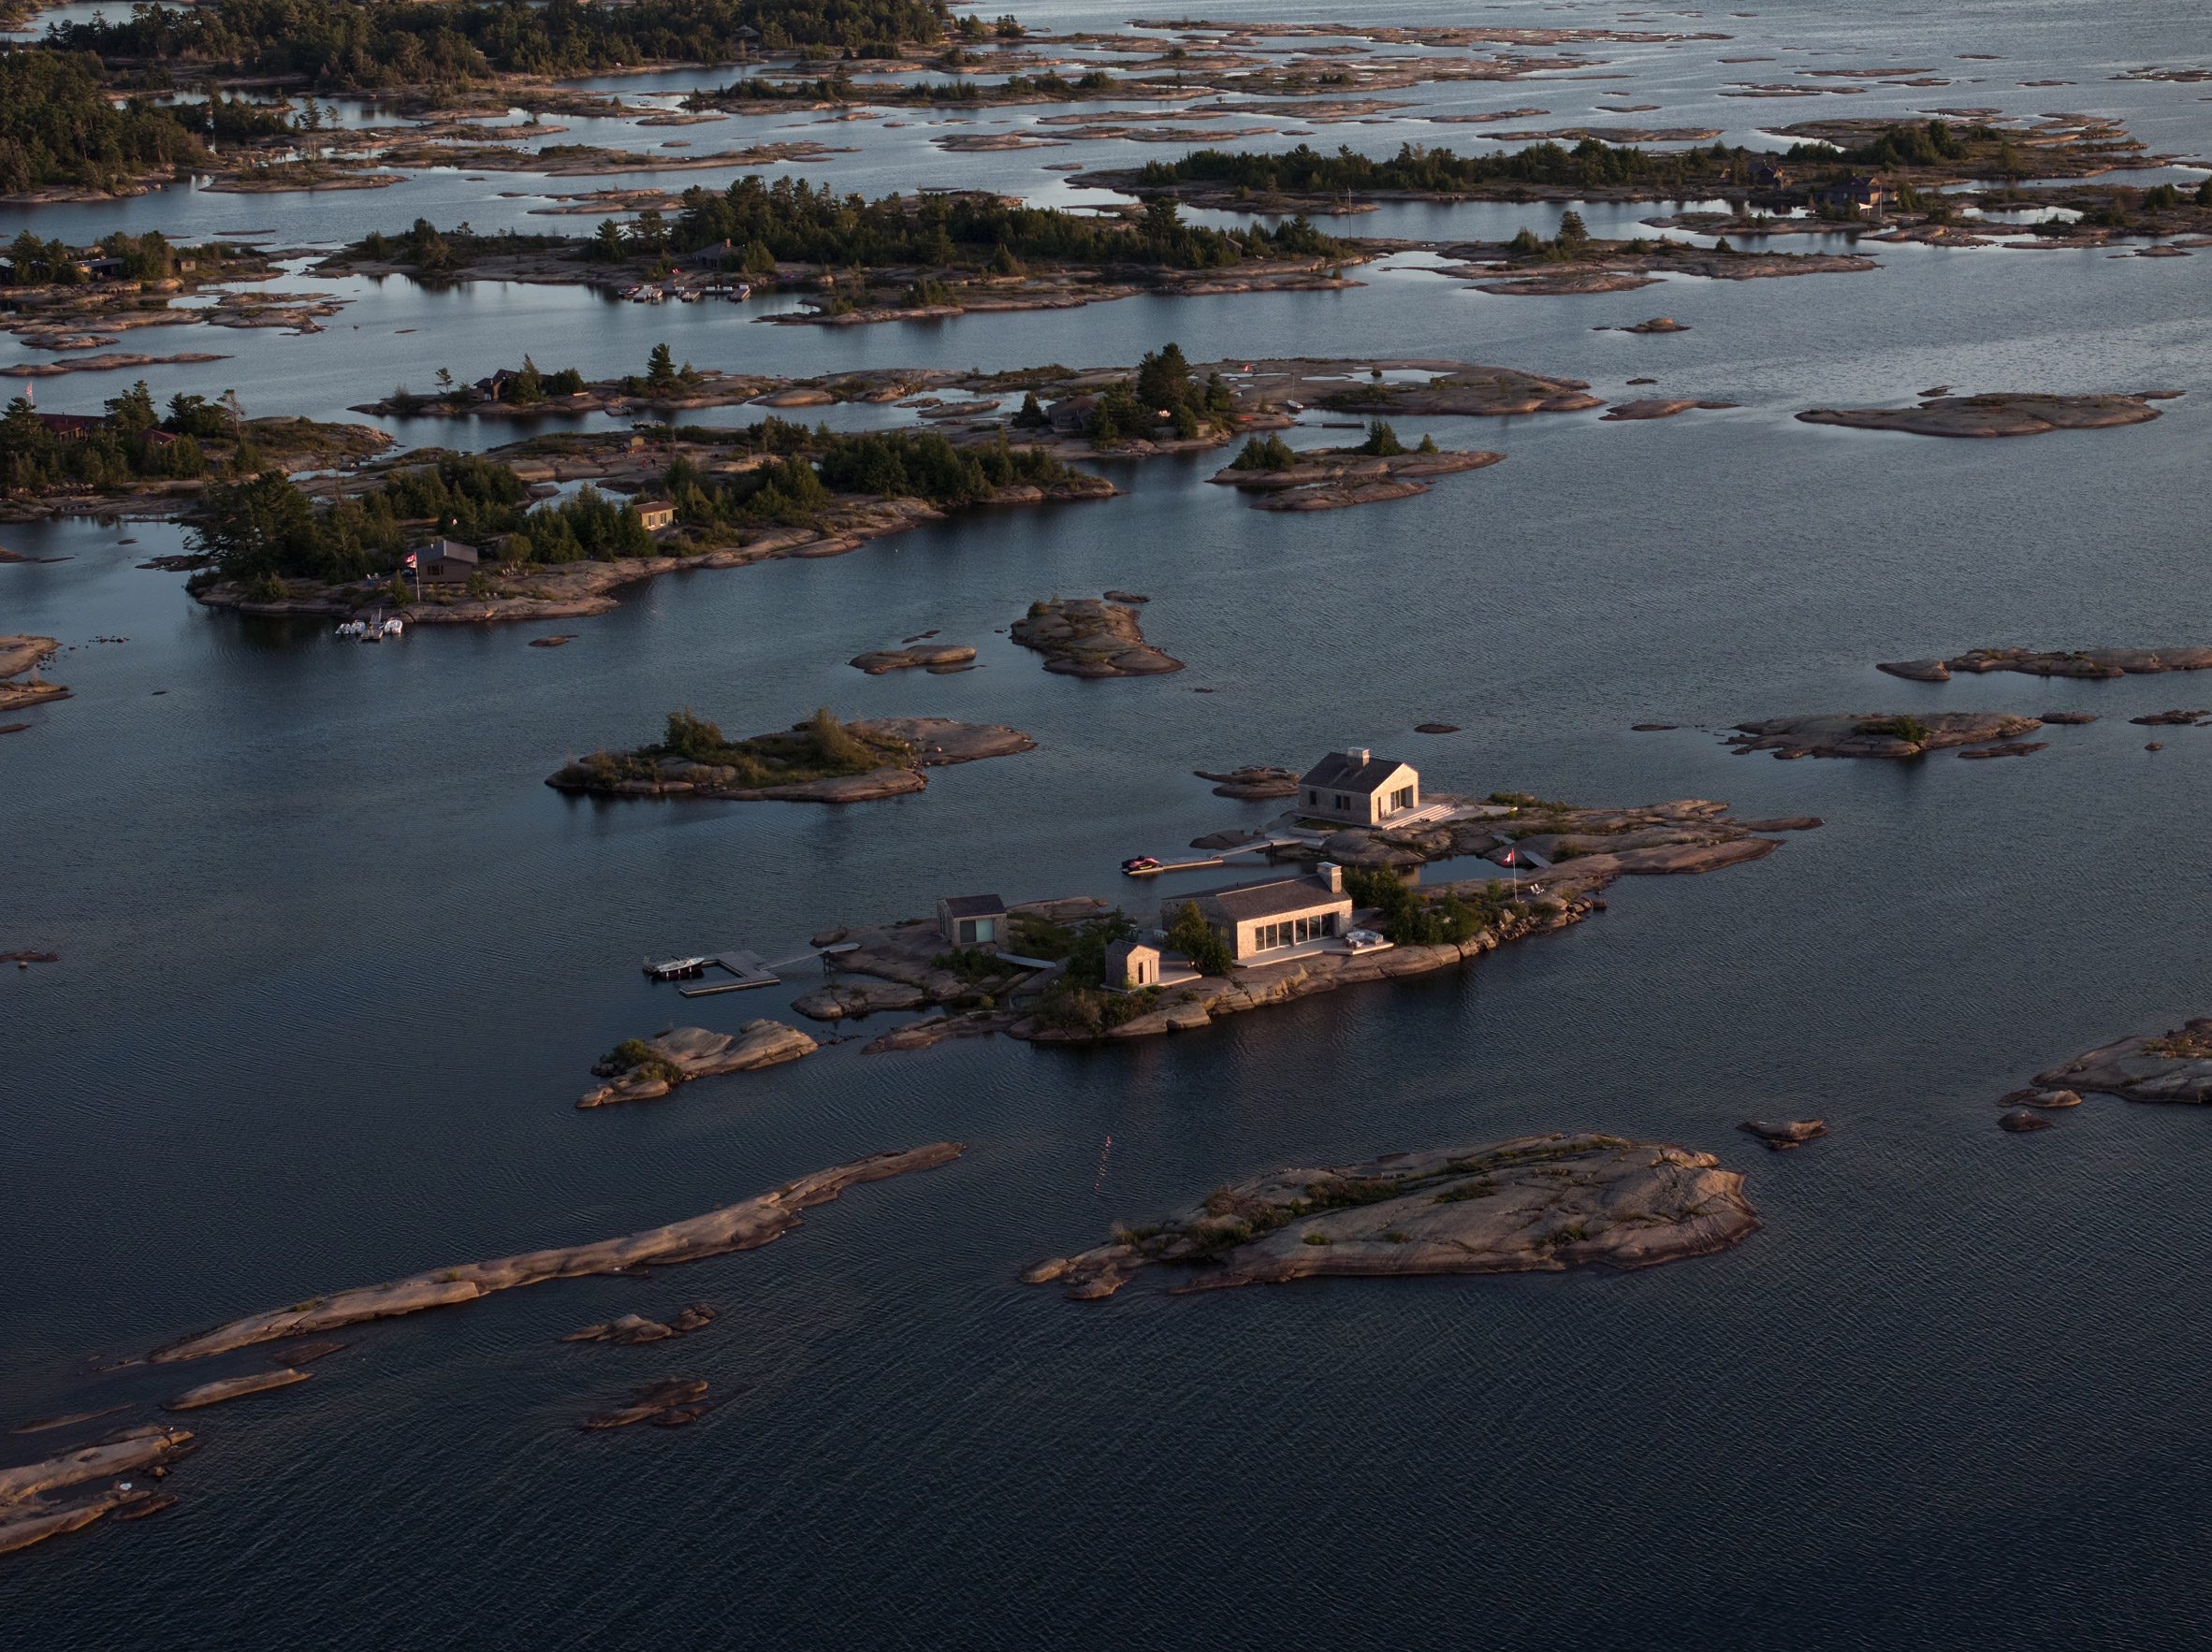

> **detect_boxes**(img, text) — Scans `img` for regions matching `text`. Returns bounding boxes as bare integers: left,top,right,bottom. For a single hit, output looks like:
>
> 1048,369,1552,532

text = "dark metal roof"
1297,751,1410,793
939,893,1006,919
1194,874,1350,922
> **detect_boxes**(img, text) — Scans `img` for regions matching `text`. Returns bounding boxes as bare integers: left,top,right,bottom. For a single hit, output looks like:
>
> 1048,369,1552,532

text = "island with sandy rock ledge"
1022,1133,1758,1299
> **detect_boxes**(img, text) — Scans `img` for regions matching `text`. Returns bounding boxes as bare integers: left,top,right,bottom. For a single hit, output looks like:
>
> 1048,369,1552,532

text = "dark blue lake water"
5,0,2212,1645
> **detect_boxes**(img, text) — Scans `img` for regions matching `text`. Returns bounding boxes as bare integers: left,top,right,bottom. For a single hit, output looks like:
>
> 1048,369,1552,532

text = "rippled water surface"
5,0,2212,1645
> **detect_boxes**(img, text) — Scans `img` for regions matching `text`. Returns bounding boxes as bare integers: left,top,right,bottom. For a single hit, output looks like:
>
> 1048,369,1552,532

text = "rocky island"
547,709,1033,804
1011,597,1184,677
1724,712,2046,759
147,1145,966,1364
1021,1132,1757,1299
1798,392,2174,438
1209,426,1502,510
1877,646,2212,682
2016,1016,2212,1107
578,1022,816,1109
805,794,1795,1050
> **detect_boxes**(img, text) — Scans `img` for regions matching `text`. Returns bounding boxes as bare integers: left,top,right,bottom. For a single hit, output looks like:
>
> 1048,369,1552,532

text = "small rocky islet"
1206,438,1504,511
577,1022,816,1109
1878,646,2212,682
1797,390,2177,439
1022,1133,1758,1300
1010,596,1183,677
547,711,1033,804
1724,712,2047,759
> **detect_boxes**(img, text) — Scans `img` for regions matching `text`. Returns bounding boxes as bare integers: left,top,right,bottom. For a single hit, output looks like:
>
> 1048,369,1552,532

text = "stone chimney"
1345,746,1369,764
1317,862,1343,893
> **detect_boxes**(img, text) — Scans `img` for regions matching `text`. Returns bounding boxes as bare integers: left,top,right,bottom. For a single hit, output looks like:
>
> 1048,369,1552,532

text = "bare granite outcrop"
1021,1133,1757,1299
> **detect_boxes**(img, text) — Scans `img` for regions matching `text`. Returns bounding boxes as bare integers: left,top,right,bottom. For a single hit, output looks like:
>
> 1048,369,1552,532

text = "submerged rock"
1739,1119,1827,1151
564,1304,716,1345
582,1377,711,1429
163,1369,312,1412
1999,1109,2055,1133
1022,1133,1756,1300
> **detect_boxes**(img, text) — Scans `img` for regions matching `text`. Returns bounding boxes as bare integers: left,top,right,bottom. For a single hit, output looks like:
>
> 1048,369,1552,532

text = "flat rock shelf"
1022,1133,1757,1299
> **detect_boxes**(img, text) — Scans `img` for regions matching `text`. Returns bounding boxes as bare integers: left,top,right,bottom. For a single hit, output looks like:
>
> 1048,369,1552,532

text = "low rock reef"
564,1304,717,1345
146,1144,966,1364
548,713,1032,804
577,1022,815,1108
1725,712,2045,759
1798,391,2175,438
1877,646,2212,683
848,642,977,675
0,636,67,714
1011,596,1183,676
0,1426,196,1558
1021,1133,1757,1299
1207,442,1502,511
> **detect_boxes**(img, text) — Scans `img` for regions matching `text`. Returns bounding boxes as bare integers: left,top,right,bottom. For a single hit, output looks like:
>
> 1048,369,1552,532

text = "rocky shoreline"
1022,1133,1757,1299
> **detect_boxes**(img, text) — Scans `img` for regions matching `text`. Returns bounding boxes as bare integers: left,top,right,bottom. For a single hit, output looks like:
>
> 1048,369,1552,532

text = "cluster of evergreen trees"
46,0,955,91
1135,138,1762,198
186,453,656,590
1087,343,1233,442
0,383,211,494
0,52,210,194
657,423,1071,530
659,177,1344,272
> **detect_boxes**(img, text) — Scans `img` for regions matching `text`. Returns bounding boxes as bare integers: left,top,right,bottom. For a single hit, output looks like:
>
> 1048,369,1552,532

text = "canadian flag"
403,552,418,569
1498,846,1517,866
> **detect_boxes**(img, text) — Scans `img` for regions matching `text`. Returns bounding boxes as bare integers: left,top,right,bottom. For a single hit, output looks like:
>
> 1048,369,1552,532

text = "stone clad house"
1297,749,1420,826
1165,863,1354,967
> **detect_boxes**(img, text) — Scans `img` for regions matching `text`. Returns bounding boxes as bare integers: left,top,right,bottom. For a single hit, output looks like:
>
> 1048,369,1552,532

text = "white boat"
335,619,366,637
380,617,404,638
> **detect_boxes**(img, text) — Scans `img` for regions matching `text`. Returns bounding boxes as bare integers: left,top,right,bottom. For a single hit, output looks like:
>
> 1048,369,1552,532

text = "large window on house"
1390,785,1415,813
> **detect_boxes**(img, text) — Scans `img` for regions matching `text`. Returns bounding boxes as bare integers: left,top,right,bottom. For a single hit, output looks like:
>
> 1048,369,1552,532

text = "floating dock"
675,951,782,996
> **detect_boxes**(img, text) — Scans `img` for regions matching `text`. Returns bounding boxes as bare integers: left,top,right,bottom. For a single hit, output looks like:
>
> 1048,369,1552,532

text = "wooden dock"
673,950,781,997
